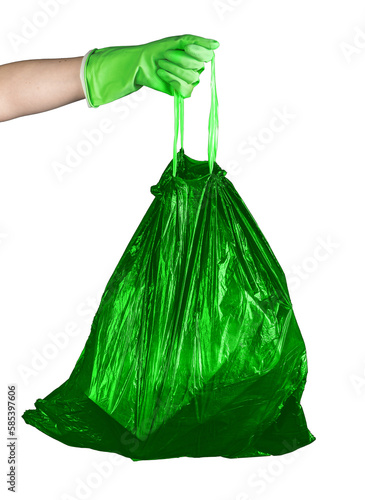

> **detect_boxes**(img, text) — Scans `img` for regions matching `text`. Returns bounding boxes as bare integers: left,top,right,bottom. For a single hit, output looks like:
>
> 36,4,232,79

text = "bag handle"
172,51,219,176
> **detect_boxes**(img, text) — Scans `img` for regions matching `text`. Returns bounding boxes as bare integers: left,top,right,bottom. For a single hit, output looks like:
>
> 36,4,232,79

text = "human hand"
82,34,220,107
136,34,220,98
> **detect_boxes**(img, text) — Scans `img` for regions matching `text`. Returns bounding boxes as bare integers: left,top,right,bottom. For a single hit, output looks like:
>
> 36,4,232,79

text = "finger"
178,34,220,50
184,44,215,62
157,59,200,84
164,49,205,70
156,68,197,98
170,79,196,99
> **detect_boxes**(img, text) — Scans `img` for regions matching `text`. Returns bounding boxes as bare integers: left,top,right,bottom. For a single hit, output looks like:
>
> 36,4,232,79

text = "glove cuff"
80,49,97,108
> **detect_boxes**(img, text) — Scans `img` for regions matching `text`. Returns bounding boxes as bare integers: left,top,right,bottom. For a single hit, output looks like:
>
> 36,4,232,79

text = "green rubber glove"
81,34,220,107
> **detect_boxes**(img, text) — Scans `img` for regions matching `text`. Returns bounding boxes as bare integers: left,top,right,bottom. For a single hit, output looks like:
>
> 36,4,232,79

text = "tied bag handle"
172,51,219,176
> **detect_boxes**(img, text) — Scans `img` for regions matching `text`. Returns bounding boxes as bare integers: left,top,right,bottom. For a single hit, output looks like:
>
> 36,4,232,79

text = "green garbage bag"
22,54,316,461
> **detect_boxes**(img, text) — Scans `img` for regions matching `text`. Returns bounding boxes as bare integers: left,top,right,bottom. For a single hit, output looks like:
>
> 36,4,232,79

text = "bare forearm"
0,56,85,122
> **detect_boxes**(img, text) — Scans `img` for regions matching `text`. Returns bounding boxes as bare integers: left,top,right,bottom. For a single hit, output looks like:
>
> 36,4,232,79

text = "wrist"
83,46,143,108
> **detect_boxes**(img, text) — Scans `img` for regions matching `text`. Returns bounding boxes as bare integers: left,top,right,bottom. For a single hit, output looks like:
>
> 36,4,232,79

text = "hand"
136,34,219,98
82,34,220,107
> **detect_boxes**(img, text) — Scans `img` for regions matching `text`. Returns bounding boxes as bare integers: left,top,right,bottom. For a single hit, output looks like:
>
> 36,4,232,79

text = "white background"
1,0,364,499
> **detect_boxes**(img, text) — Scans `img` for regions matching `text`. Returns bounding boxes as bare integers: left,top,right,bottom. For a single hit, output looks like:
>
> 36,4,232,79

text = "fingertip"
169,80,180,91
210,39,220,48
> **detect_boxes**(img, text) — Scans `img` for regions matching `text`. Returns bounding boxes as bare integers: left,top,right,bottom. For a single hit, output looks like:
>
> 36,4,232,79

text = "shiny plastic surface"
22,55,315,461
83,34,220,107
22,148,315,459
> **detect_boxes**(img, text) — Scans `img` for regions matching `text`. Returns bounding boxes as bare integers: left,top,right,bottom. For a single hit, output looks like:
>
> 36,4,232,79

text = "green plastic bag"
22,54,315,460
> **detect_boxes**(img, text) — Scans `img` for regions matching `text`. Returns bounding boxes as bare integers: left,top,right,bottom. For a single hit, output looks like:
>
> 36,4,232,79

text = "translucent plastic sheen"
22,56,315,461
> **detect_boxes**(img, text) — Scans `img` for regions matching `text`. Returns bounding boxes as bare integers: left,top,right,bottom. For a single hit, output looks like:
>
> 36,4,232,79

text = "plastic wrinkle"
22,151,315,460
22,53,315,461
